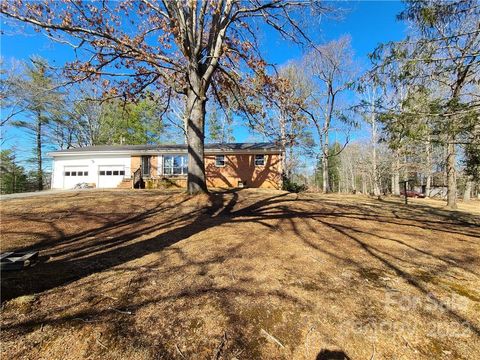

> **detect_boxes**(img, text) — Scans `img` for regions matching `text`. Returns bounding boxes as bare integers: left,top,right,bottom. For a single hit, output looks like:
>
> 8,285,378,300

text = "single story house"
49,142,283,190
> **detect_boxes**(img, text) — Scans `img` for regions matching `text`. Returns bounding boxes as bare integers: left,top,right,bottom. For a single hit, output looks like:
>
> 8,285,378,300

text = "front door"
141,155,151,177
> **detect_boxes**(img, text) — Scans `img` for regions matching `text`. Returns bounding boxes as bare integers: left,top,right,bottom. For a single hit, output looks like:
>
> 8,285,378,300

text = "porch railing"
133,167,142,188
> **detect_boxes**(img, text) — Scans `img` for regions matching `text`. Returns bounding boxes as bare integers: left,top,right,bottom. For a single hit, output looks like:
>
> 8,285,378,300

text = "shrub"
282,175,307,193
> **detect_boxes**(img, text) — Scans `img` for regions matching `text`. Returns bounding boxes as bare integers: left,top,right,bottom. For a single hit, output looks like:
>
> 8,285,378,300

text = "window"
71,171,77,176
65,171,71,176
99,169,124,176
84,171,88,176
164,155,188,175
215,155,225,167
255,154,265,166
142,155,151,177
78,171,83,176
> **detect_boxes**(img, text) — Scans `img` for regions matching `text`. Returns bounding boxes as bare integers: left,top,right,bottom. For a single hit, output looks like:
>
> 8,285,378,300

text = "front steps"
117,179,133,189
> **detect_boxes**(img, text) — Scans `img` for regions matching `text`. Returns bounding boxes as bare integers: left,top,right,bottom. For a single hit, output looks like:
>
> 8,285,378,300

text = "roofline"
48,148,283,157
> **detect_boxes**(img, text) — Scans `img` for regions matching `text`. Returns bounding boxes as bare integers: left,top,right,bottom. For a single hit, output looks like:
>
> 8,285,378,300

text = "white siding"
51,154,131,189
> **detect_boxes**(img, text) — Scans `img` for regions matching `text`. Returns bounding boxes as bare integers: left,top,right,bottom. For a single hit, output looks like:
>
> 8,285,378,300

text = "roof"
49,142,282,156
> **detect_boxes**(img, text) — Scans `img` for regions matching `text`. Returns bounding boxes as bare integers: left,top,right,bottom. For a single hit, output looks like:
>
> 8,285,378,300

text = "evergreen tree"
7,58,64,190
0,149,28,194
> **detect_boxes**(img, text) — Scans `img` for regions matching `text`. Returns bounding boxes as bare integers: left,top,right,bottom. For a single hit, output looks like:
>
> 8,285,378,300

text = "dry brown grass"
1,189,479,360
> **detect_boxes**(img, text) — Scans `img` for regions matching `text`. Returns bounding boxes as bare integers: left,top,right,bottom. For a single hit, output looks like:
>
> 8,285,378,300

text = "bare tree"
252,63,313,177
357,82,382,195
303,35,356,193
1,0,328,194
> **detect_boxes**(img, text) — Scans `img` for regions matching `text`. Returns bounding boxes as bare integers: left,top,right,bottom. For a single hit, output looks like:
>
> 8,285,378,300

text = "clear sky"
1,1,408,170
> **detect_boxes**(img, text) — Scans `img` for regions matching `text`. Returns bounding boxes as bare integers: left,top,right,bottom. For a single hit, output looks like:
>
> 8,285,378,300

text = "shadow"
316,349,351,360
0,189,288,301
1,189,479,357
205,153,282,189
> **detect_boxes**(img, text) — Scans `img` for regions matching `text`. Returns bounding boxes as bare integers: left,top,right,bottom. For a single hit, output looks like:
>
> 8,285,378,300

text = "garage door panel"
63,167,89,189
98,165,125,188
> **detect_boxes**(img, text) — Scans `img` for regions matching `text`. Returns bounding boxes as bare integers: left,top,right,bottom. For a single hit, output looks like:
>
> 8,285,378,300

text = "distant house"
48,143,283,190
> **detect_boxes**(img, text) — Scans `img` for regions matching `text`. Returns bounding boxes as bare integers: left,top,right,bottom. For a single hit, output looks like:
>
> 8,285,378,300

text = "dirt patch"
1,189,479,359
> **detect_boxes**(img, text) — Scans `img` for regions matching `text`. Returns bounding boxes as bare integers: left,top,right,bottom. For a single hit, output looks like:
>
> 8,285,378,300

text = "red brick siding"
131,153,282,189
205,154,282,189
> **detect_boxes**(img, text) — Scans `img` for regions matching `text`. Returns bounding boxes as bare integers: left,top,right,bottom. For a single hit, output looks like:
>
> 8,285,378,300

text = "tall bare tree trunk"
372,142,380,195
425,138,432,197
350,162,356,193
403,154,409,182
391,153,400,195
361,173,367,194
185,86,208,195
322,144,329,193
446,141,457,208
279,112,288,177
322,87,335,194
36,112,43,191
370,96,380,196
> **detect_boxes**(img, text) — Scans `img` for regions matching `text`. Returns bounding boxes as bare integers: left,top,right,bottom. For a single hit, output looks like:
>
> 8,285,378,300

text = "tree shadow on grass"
0,190,291,302
1,189,479,354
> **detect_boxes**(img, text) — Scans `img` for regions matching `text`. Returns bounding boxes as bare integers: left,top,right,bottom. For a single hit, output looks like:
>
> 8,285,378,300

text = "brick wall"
205,154,282,189
131,156,141,177
130,153,282,189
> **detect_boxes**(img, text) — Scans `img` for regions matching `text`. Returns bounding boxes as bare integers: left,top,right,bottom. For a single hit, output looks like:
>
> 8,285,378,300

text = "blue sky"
1,1,408,170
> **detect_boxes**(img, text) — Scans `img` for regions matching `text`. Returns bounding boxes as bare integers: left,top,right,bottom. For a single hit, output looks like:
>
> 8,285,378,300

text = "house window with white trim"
255,154,265,166
215,155,225,167
164,155,188,175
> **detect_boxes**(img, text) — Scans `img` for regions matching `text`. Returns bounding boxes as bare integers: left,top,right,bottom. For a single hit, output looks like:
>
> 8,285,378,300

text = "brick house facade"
49,143,283,190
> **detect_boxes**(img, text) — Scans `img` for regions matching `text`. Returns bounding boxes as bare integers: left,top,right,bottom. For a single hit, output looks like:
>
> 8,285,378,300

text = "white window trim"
215,155,226,167
255,154,265,166
163,154,188,176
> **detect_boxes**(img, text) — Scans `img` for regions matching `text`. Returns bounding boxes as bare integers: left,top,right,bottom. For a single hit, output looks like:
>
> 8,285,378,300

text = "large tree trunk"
185,88,208,195
446,141,457,209
36,113,43,191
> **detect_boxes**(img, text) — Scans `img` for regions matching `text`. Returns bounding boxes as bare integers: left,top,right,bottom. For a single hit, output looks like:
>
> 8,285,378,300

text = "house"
49,142,283,190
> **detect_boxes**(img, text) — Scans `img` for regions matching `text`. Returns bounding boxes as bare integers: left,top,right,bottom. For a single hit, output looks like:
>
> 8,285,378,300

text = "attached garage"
97,165,126,188
63,166,89,189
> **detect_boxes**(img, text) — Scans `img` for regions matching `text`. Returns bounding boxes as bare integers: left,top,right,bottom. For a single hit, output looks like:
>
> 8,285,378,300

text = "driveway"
0,189,88,200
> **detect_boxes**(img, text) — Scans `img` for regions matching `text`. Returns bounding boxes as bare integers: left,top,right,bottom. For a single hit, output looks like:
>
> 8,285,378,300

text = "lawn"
1,189,479,359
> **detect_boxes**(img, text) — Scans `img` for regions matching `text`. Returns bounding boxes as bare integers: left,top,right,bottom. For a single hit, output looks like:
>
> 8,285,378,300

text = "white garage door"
63,166,89,189
98,165,126,188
